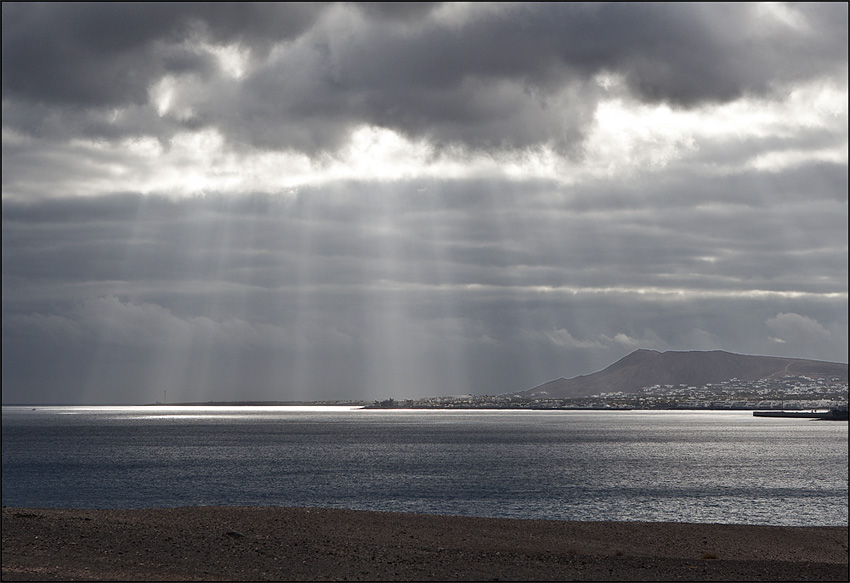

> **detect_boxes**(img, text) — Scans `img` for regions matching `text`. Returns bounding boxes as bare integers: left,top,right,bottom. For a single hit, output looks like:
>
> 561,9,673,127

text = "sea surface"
2,406,847,526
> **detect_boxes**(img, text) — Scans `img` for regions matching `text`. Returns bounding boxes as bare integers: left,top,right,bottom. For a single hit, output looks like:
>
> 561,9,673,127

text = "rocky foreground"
2,506,848,581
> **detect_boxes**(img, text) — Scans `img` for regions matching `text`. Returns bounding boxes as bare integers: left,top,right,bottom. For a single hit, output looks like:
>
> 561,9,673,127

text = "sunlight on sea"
3,407,846,526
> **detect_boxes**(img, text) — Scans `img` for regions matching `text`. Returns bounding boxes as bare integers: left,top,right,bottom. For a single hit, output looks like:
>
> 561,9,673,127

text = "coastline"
3,506,848,581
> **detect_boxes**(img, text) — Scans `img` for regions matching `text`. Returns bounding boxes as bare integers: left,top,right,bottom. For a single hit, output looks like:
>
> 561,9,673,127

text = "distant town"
368,373,848,411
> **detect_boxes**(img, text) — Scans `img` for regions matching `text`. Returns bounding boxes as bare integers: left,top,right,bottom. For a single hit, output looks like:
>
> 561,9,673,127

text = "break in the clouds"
2,3,847,404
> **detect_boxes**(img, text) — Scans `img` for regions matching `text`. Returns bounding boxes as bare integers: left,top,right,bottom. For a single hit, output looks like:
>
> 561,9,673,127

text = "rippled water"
2,406,847,526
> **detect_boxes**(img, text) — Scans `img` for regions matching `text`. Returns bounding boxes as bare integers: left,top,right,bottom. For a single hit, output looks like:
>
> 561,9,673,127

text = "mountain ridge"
516,349,848,399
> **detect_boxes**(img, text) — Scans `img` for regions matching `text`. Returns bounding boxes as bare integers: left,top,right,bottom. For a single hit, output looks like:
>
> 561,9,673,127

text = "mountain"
516,349,848,399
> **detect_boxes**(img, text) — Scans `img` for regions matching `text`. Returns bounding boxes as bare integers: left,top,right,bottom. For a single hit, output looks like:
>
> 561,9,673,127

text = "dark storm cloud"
176,2,850,154
353,2,441,22
3,3,846,153
1,3,325,107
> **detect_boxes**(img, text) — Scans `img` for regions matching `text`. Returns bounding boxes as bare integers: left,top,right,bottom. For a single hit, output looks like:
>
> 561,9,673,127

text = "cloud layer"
4,3,846,154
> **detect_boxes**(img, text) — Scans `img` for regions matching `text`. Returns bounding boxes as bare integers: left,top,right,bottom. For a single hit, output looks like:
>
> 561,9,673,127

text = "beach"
2,506,847,581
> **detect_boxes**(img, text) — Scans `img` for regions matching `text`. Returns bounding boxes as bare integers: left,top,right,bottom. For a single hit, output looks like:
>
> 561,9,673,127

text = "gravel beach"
2,506,847,581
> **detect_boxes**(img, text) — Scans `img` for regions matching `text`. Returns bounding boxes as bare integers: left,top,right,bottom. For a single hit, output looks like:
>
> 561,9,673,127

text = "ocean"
2,406,847,526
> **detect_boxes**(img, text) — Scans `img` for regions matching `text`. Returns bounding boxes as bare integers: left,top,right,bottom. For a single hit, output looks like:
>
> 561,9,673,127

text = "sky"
2,2,847,405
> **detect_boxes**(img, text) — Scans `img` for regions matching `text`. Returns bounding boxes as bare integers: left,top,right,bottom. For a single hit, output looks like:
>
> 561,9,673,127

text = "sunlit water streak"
2,407,846,526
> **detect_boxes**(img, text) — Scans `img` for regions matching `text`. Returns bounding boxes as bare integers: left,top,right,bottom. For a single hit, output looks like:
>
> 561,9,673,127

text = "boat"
753,407,848,421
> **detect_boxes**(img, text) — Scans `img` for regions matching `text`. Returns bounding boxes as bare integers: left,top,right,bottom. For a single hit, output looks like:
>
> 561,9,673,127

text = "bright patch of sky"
4,78,844,201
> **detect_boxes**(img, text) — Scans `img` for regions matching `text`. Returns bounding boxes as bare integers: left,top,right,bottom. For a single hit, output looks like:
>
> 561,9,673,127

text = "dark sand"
2,506,847,581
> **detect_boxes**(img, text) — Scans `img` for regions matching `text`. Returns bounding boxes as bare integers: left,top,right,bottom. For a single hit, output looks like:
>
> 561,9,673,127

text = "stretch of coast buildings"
370,373,848,411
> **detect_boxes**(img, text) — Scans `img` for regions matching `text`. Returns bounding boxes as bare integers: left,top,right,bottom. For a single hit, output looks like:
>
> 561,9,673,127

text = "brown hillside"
518,350,848,399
